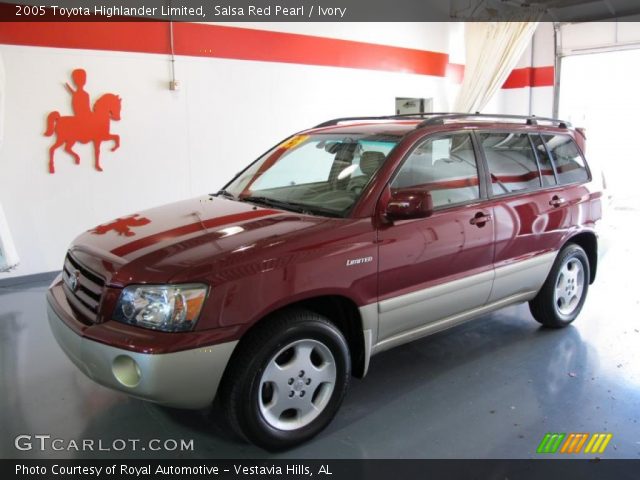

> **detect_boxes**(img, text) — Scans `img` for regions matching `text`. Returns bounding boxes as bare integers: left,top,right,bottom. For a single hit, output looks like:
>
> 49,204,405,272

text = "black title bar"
4,459,640,480
2,0,640,22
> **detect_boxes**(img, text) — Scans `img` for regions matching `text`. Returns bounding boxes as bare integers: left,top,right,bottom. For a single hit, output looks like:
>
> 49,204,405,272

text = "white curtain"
0,51,4,147
454,22,539,113
0,53,15,272
0,203,19,272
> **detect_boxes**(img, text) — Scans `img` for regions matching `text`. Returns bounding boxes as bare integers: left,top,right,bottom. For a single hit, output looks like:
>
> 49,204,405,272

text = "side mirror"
386,190,433,220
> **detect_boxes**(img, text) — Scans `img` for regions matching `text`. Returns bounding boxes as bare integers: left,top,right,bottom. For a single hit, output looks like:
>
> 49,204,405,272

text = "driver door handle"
470,212,492,226
549,195,567,208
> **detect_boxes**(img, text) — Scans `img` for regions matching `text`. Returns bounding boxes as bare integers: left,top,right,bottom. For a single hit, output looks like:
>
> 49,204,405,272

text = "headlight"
113,284,208,332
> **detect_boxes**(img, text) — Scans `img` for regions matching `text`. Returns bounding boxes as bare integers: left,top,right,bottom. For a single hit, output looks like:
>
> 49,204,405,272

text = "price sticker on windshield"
279,135,309,150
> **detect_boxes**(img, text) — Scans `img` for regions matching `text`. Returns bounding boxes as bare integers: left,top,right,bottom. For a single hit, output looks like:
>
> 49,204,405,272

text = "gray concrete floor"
1,202,639,459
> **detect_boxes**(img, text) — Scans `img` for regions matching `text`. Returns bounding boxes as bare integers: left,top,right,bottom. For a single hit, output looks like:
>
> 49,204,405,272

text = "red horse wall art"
45,68,122,173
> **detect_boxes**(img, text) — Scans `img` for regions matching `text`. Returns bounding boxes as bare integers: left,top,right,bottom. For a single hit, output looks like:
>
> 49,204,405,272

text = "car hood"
69,195,333,286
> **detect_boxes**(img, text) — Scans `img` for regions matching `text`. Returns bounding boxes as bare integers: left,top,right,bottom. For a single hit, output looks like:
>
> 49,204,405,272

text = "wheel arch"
224,294,372,384
564,231,598,284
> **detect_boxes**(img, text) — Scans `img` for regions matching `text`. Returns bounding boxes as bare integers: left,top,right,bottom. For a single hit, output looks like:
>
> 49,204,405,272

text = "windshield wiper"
240,196,302,211
240,196,342,218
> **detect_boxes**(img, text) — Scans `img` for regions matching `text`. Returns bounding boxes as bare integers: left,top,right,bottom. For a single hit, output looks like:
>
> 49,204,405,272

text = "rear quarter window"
543,134,590,185
531,134,557,187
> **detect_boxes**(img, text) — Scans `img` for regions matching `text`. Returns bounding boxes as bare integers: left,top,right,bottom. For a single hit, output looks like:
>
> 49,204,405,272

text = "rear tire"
219,309,350,450
529,243,590,328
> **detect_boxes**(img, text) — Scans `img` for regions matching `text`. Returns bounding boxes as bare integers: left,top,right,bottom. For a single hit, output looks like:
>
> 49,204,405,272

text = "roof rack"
314,113,456,128
415,113,571,129
314,113,571,130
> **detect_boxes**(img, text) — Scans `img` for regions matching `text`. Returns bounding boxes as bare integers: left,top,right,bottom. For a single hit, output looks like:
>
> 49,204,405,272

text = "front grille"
62,253,105,323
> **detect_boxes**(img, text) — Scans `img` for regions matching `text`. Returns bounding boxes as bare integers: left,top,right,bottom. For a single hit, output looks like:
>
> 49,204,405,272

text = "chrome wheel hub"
554,257,585,317
258,339,336,431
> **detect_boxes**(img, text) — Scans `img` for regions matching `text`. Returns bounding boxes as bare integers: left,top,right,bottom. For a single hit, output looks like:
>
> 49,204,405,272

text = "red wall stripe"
0,22,553,88
502,66,554,89
0,21,448,77
445,63,465,83
173,23,449,76
447,64,554,88
0,22,170,54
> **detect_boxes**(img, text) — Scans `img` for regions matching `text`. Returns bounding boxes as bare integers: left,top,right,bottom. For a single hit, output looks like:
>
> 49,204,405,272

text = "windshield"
223,133,399,217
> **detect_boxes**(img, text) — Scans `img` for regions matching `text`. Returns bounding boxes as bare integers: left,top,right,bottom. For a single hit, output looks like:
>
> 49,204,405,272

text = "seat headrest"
360,151,386,176
334,143,357,163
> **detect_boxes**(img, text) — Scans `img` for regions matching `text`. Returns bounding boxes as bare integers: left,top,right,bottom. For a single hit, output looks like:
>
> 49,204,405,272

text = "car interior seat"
347,151,386,194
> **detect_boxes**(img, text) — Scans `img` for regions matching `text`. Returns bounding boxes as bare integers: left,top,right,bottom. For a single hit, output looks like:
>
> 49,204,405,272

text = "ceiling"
451,0,640,22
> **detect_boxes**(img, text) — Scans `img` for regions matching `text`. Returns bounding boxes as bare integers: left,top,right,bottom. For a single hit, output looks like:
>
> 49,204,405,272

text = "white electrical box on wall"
395,97,433,115
0,203,19,272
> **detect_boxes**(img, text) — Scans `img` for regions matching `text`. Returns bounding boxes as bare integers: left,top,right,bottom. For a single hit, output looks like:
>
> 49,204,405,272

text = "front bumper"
47,280,237,410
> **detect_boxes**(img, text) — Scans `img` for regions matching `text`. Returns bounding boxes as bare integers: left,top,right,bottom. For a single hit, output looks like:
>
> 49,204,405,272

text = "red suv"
47,113,602,449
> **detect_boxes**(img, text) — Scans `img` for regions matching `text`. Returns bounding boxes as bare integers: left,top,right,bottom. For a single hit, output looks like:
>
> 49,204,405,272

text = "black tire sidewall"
237,318,350,450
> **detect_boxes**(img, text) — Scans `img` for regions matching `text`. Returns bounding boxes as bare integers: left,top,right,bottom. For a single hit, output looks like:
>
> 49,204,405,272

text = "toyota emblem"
69,270,80,292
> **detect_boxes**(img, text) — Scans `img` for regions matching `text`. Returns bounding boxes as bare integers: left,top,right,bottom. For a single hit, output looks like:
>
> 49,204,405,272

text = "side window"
531,134,557,187
479,132,541,195
543,135,590,185
391,133,480,208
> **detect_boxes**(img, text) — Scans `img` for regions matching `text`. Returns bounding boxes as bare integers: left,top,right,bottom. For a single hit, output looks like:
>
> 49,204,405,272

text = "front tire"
529,243,590,328
219,309,351,450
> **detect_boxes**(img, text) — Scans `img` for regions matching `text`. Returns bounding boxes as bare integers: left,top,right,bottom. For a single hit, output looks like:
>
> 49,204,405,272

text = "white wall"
494,22,555,117
0,23,459,279
0,46,189,278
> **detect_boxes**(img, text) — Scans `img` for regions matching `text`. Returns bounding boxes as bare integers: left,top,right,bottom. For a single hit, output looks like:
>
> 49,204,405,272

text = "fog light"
112,355,141,388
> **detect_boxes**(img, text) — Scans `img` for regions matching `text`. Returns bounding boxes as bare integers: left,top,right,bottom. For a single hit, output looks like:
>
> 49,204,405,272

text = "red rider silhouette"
45,68,121,173
64,69,91,120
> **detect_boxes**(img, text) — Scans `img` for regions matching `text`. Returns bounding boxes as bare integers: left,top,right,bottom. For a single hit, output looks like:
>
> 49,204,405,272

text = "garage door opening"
559,48,640,209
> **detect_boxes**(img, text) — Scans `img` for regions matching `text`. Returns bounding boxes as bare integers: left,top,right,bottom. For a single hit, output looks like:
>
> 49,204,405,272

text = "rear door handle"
470,212,492,226
549,195,566,208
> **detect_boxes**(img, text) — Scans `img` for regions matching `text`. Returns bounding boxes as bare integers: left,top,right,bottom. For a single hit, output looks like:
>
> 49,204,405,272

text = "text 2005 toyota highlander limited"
48,113,602,449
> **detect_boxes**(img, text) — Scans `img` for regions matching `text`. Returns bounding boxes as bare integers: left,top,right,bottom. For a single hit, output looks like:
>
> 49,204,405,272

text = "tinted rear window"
543,135,589,185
